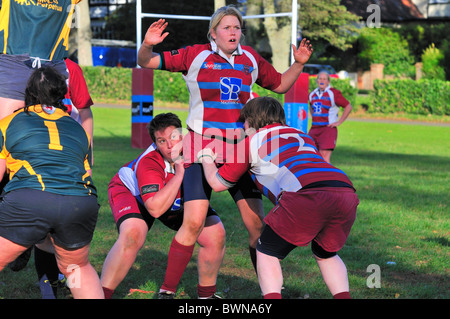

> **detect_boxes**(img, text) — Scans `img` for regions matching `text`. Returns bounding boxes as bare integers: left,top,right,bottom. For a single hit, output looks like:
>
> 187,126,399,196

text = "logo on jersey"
220,77,242,101
42,105,56,114
141,184,159,195
205,61,222,70
171,198,182,211
312,101,322,114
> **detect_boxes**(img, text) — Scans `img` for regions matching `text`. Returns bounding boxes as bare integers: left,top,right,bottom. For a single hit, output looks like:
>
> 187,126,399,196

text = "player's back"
0,105,96,196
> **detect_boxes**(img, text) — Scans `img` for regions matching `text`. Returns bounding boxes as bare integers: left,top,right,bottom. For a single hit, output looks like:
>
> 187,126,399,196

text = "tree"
77,0,93,66
262,0,292,71
298,0,360,54
235,0,360,71
358,27,415,77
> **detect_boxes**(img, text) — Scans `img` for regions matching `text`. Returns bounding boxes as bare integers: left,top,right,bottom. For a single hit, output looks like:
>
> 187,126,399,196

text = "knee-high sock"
34,247,60,299
160,238,195,293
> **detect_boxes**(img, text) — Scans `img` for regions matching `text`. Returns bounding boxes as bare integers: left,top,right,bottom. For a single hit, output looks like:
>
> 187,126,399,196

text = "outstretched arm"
137,19,170,69
272,38,313,94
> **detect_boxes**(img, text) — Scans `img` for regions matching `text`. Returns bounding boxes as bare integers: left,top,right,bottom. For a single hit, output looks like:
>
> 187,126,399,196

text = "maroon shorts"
108,174,149,229
108,174,217,231
263,187,358,253
308,126,337,150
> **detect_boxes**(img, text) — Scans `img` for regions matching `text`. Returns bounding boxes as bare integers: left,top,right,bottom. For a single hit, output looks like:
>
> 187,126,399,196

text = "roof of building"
341,0,424,22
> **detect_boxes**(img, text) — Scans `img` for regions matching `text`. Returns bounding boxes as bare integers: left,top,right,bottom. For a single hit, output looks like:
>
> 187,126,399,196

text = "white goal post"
135,0,299,65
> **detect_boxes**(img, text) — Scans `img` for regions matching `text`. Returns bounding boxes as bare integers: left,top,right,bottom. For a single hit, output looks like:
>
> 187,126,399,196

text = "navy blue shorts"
0,189,99,249
0,54,68,100
183,163,261,203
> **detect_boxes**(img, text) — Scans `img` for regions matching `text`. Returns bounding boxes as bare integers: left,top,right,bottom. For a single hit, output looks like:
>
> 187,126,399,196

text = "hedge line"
81,66,448,115
371,79,450,115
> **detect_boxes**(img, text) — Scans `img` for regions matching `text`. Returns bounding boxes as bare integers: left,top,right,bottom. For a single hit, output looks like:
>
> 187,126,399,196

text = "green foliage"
81,66,357,109
371,79,450,115
153,70,190,104
298,0,360,52
358,27,415,77
82,66,132,103
81,65,449,117
421,43,445,81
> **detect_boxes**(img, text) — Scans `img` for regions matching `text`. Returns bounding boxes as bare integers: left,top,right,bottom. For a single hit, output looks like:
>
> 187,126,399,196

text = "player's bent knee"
311,240,337,259
120,226,147,250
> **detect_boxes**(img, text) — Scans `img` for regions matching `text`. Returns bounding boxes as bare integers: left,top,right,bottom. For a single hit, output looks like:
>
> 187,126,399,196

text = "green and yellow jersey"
0,0,81,60
0,104,96,196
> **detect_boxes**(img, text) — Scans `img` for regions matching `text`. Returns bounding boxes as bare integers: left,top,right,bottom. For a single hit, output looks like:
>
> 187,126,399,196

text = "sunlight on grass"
0,107,448,299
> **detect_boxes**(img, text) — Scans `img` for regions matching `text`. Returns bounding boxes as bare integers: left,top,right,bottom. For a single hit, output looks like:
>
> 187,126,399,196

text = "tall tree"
77,0,93,66
298,0,360,55
262,0,292,71
236,0,359,69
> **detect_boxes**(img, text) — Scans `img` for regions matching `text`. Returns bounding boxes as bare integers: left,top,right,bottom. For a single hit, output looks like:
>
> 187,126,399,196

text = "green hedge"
81,66,449,116
371,79,450,115
82,66,132,102
82,66,357,106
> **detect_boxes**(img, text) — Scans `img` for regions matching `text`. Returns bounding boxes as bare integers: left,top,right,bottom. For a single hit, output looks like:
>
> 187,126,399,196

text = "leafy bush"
153,70,190,104
371,79,450,115
82,66,132,102
82,66,449,116
421,43,445,81
358,27,415,78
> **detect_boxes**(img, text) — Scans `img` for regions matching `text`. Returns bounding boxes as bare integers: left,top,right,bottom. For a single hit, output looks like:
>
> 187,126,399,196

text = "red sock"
161,238,195,293
333,291,351,299
102,287,114,299
264,292,282,299
197,284,216,298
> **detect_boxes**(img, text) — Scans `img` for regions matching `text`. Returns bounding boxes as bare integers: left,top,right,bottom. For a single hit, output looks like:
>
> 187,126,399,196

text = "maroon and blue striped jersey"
218,124,354,204
309,86,350,127
161,42,282,138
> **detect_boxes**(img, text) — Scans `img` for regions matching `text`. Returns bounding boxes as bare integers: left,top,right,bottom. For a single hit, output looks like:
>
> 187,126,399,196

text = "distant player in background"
308,71,352,163
199,96,359,299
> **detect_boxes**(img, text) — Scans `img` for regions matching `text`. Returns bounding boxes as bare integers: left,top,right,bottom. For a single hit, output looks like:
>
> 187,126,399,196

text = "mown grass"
0,107,448,299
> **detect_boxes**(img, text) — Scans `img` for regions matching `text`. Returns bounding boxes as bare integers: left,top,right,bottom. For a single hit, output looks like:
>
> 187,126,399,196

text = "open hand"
292,38,313,65
143,19,169,47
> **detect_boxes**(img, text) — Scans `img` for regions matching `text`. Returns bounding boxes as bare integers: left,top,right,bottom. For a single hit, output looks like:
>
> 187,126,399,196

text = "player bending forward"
198,96,359,299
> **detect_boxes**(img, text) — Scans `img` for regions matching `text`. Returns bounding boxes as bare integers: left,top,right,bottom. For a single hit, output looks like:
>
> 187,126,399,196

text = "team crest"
243,64,250,75
42,105,56,114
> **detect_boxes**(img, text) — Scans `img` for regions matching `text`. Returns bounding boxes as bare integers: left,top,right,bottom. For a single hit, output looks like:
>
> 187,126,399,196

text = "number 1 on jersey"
44,121,63,151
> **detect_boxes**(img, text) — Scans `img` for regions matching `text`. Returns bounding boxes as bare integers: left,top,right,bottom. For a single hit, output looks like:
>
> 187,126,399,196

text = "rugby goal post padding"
284,73,310,133
131,68,154,149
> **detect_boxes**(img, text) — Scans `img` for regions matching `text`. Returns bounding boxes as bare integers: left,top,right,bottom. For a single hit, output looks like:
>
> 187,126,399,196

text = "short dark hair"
240,96,286,131
24,66,68,112
147,112,182,142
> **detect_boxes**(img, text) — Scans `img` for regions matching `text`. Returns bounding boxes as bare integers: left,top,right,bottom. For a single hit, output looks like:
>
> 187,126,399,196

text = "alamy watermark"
366,264,382,288
366,4,381,28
